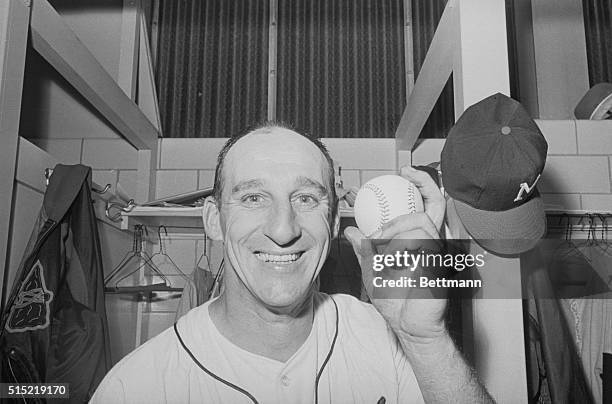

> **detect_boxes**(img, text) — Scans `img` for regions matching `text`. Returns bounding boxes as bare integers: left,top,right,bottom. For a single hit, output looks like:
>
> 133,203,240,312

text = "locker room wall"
21,113,612,363
14,0,142,365
141,119,612,343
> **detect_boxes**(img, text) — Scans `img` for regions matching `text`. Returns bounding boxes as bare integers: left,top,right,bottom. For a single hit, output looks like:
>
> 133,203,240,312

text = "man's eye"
294,194,319,208
241,194,265,206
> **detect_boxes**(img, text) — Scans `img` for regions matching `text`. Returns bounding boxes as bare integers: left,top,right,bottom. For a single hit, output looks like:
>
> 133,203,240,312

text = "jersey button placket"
280,375,290,387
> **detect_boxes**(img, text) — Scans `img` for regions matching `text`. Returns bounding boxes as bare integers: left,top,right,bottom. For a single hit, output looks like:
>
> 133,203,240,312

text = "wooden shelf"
120,206,204,233
120,205,355,235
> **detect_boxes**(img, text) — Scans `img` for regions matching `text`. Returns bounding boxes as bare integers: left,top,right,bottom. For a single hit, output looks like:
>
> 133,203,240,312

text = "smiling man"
92,123,493,403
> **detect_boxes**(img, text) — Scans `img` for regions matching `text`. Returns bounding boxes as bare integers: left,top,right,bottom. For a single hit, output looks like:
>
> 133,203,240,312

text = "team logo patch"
513,174,541,202
5,260,54,333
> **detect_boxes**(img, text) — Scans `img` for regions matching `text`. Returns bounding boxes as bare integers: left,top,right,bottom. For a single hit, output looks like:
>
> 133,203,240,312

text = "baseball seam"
407,184,416,213
364,183,390,231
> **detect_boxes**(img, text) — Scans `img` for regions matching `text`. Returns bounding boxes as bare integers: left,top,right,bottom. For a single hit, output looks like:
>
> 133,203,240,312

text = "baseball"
353,175,424,237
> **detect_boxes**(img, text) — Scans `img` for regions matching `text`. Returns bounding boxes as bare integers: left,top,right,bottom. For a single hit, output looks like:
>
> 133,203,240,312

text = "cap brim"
451,195,546,255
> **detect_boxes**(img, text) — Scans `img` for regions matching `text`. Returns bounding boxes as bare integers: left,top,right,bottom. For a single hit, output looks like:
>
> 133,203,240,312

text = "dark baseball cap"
441,93,548,255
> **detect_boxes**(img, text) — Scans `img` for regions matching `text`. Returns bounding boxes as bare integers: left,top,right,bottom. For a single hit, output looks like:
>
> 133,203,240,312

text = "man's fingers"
400,166,445,231
383,233,443,260
344,225,364,248
373,212,439,242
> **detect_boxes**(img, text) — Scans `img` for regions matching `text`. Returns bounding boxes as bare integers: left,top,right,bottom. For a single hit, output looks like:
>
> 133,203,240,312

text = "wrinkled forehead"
223,129,329,189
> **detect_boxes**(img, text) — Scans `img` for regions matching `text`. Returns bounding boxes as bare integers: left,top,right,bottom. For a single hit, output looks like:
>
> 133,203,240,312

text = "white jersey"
91,293,424,404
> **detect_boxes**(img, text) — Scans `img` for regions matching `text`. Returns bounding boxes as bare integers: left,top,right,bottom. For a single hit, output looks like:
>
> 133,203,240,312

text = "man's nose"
264,201,301,246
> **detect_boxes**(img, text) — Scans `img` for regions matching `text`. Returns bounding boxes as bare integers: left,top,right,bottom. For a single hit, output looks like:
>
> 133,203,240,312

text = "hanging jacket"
0,164,111,403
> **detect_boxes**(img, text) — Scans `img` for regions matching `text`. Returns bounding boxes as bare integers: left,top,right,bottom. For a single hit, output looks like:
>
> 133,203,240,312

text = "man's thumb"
344,226,375,298
344,226,376,264
344,226,365,253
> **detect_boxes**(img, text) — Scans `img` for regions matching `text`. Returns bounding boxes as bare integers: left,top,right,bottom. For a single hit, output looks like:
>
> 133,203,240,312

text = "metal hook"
598,214,609,243
45,168,110,196
135,225,148,250
157,225,169,254
92,183,112,195
105,199,136,222
131,225,138,252
44,168,53,186
587,214,595,245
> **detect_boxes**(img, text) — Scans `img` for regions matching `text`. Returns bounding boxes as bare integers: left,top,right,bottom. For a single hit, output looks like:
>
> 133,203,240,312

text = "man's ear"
203,196,224,241
331,205,341,239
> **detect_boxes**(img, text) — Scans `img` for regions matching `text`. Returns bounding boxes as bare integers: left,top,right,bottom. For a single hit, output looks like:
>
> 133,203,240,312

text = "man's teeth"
255,252,301,263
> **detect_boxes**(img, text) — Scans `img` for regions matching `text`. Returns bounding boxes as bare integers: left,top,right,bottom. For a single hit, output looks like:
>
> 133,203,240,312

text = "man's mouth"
254,251,304,264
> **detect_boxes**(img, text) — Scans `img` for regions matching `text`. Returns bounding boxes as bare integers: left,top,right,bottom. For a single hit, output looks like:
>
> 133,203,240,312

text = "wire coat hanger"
147,225,192,286
104,225,182,293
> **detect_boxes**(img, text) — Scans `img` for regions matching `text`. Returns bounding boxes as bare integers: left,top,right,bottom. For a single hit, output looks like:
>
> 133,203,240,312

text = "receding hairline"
224,126,327,166
213,123,338,217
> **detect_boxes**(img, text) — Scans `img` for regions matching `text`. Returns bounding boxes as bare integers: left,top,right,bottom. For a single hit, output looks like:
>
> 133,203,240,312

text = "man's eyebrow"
295,176,328,196
231,179,265,194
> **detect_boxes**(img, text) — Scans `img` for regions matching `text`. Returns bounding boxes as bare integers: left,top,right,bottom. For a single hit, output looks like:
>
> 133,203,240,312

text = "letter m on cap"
514,174,541,202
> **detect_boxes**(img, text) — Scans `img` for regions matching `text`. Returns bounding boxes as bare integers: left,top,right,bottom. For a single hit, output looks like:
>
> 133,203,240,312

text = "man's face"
217,128,335,311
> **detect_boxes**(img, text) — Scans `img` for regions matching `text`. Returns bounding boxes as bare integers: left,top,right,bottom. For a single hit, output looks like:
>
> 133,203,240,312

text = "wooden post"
267,0,278,121
136,12,160,204
118,0,140,99
0,0,30,309
403,0,414,100
116,0,158,348
452,0,510,115
395,0,455,151
452,1,527,402
508,0,539,118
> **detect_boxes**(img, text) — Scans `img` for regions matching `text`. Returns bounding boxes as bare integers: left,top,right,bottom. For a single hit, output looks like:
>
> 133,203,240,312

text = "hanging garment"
559,246,612,404
175,261,215,320
523,248,593,404
0,164,111,403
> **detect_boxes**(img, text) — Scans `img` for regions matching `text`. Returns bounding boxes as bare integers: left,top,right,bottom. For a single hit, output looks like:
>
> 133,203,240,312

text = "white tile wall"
92,170,118,193
541,193,581,211
581,194,612,211
576,120,612,155
360,170,396,184
535,119,577,154
82,139,138,169
155,170,198,199
29,138,83,164
160,138,227,169
117,170,138,197
322,139,396,170
540,156,610,193
198,170,215,189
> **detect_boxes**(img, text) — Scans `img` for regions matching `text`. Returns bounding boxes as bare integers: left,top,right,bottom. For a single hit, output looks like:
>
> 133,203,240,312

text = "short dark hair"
213,121,338,218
